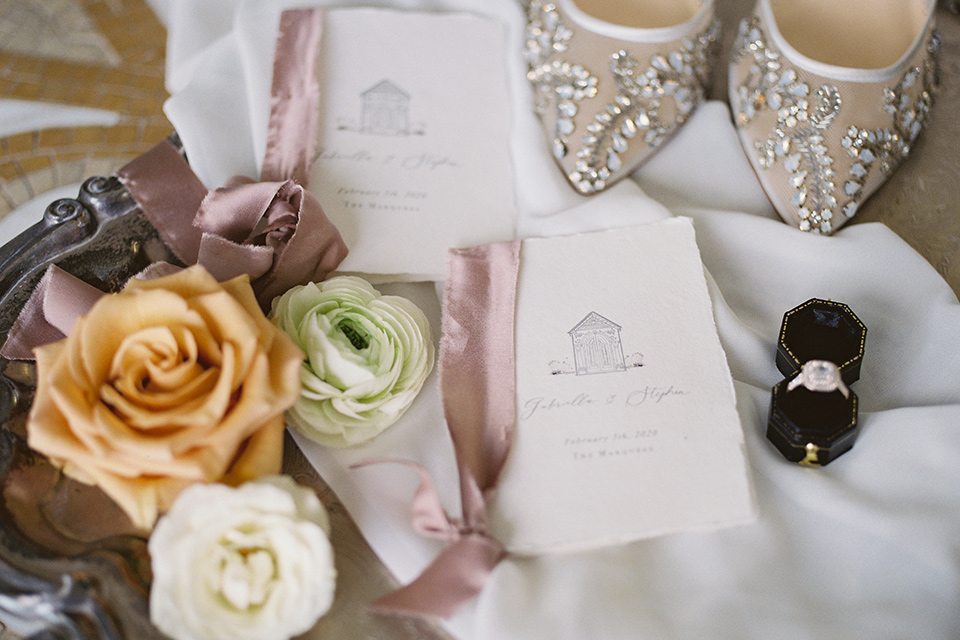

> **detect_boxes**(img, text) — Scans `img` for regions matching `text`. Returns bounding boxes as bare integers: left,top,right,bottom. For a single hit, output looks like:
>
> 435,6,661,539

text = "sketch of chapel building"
569,312,626,375
360,79,410,136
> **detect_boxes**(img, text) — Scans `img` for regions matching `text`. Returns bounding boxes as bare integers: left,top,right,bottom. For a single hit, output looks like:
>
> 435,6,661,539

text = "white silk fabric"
161,1,960,639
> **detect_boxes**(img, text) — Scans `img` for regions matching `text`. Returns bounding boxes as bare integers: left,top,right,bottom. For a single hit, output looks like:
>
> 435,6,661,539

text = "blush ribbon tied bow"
358,240,521,619
116,139,347,310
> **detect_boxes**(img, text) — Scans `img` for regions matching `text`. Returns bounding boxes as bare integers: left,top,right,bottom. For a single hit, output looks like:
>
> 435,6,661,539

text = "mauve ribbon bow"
354,459,506,618
113,8,340,310
357,241,521,619
116,139,347,310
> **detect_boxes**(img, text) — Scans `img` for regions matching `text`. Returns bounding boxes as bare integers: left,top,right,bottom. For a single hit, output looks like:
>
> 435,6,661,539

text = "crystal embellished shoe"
523,0,719,195
729,0,940,234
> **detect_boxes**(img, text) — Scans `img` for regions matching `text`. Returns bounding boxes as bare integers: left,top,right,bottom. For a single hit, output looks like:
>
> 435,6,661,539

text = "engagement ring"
786,360,850,398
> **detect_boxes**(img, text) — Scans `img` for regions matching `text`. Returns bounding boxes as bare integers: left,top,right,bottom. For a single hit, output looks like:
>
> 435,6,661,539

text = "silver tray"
0,167,176,638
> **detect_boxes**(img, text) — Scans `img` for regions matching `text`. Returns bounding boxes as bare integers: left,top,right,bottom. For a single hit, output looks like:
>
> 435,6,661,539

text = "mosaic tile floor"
0,0,169,215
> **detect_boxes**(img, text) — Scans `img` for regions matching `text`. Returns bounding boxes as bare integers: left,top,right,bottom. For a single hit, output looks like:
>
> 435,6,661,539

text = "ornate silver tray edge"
0,145,180,639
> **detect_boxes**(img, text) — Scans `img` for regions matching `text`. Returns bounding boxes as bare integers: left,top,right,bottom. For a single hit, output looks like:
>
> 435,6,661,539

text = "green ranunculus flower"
270,276,434,447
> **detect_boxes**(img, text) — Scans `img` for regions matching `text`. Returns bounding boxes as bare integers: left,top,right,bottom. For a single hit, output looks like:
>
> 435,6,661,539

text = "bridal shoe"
523,0,719,195
729,0,940,234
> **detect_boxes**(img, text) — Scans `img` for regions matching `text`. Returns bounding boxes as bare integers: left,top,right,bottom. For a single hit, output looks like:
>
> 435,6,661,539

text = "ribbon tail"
442,240,521,492
262,8,323,185
116,139,207,264
351,458,458,539
368,240,521,618
352,459,506,618
372,533,505,619
1,266,105,360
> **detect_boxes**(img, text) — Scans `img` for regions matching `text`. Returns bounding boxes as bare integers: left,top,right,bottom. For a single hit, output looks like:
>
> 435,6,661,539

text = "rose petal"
149,478,336,640
26,266,303,530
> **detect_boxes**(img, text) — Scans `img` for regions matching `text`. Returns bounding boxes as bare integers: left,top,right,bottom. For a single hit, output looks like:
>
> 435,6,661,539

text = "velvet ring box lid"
776,298,867,385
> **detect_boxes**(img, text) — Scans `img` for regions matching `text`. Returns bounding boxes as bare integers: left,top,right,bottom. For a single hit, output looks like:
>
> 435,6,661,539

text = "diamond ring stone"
786,359,850,398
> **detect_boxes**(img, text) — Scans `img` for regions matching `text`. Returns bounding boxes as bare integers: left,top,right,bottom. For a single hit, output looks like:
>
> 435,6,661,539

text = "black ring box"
767,299,867,466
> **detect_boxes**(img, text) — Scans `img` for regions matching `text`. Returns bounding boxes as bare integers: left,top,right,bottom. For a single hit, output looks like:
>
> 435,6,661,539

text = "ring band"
786,360,850,398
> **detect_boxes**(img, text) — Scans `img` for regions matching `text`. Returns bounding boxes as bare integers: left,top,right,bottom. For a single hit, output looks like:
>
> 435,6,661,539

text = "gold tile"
71,87,102,106
72,126,108,146
42,61,77,82
87,156,129,178
110,33,138,56
100,68,127,87
124,4,154,22
2,175,33,204
38,128,73,149
56,158,88,184
98,94,130,113
17,154,53,175
126,98,159,118
5,133,36,155
0,184,17,215
53,151,86,165
104,125,139,146
26,165,57,197
9,56,44,77
142,125,172,145
131,73,165,93
10,83,42,100
0,162,23,182
39,82,77,104
91,13,123,36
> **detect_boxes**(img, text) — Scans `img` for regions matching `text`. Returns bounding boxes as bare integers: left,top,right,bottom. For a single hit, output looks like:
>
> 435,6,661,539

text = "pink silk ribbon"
115,7,340,310
0,262,179,361
1,266,105,360
360,240,521,618
261,9,323,185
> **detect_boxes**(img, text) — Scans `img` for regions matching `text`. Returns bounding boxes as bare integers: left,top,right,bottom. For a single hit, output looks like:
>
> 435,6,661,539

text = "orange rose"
27,265,303,530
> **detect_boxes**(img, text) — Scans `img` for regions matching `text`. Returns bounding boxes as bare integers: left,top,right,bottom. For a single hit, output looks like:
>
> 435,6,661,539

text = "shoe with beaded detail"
523,0,719,195
729,0,940,234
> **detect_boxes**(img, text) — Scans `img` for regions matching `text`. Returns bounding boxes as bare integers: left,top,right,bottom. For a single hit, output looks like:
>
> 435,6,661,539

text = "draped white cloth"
162,1,960,638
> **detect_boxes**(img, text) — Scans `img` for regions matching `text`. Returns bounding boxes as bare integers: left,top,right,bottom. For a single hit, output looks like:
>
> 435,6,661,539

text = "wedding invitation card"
489,218,757,554
308,9,516,280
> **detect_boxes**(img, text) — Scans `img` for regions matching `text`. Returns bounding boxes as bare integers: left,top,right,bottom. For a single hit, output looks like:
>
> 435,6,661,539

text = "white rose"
271,276,435,447
148,476,336,640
